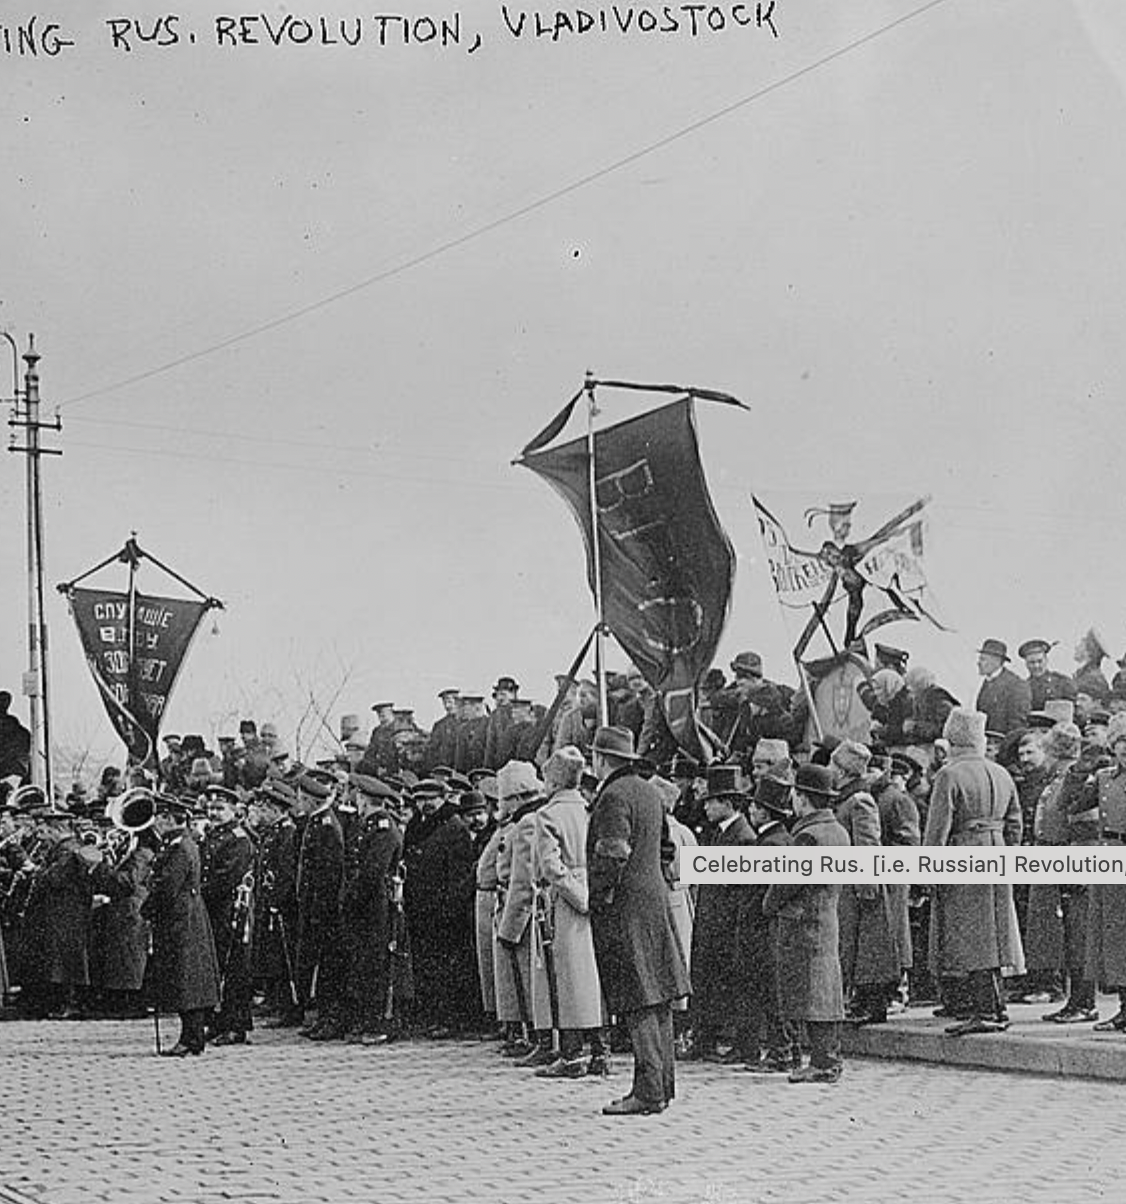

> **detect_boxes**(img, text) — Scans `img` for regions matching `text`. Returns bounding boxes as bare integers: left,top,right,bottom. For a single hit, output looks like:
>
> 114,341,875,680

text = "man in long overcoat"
1086,731,1126,1032
426,689,462,773
974,640,1031,736
142,796,220,1056
248,780,300,1025
686,764,756,1063
763,764,850,1084
587,727,689,1116
924,707,1024,1035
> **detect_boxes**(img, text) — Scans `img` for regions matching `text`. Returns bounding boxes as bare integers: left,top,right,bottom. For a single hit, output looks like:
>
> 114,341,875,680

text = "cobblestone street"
0,1019,1117,1204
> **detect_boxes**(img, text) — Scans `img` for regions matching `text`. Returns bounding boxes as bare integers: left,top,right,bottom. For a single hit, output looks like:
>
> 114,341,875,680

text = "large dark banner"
66,587,211,763
521,397,735,755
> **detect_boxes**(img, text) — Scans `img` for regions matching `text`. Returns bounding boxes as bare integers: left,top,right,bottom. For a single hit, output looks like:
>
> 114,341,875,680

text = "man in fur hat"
924,708,1023,1035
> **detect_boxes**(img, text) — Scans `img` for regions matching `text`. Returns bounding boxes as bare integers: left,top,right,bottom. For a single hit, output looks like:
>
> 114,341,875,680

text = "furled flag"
519,389,742,759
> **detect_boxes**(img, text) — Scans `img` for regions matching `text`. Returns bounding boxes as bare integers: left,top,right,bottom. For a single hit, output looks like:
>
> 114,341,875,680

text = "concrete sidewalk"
842,993,1126,1081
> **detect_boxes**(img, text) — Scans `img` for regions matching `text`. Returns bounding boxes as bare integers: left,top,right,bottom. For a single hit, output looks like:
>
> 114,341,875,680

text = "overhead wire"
56,0,956,412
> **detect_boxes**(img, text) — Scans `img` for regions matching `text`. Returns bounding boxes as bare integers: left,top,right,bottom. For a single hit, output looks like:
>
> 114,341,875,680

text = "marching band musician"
141,794,220,1057
199,784,255,1045
248,779,301,1027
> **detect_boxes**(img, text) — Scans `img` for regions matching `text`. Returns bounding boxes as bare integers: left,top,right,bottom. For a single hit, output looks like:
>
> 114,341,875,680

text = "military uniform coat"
141,832,220,1012
495,802,550,1026
1086,766,1126,988
251,818,298,982
294,807,345,1002
426,714,462,773
90,841,156,992
19,839,96,989
455,716,489,774
923,751,1024,975
586,765,690,1014
690,812,756,1030
531,788,604,1030
483,706,518,772
763,810,849,1022
475,824,504,1013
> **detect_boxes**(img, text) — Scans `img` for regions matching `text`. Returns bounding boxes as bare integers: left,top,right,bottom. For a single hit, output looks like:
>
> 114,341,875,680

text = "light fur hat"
754,738,790,762
830,739,871,777
544,745,585,791
1044,722,1082,759
497,760,542,801
943,707,987,751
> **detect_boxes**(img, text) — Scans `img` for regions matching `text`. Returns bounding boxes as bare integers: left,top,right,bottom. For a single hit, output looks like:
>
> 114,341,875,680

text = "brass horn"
108,786,156,834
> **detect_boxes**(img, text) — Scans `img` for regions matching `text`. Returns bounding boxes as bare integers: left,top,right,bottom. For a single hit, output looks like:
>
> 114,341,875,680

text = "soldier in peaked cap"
974,639,1031,736
454,696,489,774
1018,639,1076,713
197,785,254,1044
426,689,462,774
403,776,479,1037
685,765,757,1065
340,775,410,1044
247,780,300,1026
357,703,399,779
140,795,220,1056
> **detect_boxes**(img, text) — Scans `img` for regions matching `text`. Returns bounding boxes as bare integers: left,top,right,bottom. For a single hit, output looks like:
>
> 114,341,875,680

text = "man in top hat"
454,695,489,774
484,676,521,771
974,640,1031,736
340,774,409,1044
763,764,850,1083
924,709,1023,1035
426,689,462,774
685,765,756,1065
199,785,255,1044
247,779,301,1026
402,777,479,1038
142,794,220,1056
1018,640,1076,713
587,726,690,1116
737,772,798,1073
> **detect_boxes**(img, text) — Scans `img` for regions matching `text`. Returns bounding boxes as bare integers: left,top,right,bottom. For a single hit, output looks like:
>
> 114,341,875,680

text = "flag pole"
127,533,140,767
584,371,609,725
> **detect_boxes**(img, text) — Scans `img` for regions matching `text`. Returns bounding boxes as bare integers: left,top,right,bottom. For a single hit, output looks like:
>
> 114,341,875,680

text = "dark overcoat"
200,822,254,970
1086,767,1126,988
141,832,220,1012
923,751,1024,975
454,716,488,774
294,807,345,1002
483,706,518,771
425,714,462,773
734,819,791,1008
90,841,156,992
586,764,690,1014
974,669,1031,736
403,804,478,1023
344,811,407,1018
836,780,912,986
252,818,298,981
690,812,756,1027
763,809,850,1021
20,839,96,988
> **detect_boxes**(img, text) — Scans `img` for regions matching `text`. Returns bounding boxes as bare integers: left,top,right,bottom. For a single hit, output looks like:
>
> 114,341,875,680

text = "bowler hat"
493,676,520,694
1018,639,1054,659
753,773,793,816
794,763,837,801
976,639,1010,662
591,726,642,761
702,764,745,802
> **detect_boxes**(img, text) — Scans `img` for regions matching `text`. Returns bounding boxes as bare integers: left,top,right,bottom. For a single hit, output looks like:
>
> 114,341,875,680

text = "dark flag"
519,396,736,758
64,586,213,763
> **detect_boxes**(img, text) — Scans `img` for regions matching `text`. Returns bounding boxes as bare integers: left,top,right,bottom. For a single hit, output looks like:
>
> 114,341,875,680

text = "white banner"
681,846,1126,885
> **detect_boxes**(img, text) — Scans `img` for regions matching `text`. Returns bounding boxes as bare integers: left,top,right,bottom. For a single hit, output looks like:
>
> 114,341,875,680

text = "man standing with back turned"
587,726,690,1116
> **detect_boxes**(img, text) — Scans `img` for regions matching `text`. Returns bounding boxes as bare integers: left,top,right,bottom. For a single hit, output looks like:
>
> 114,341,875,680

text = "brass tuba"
108,786,157,835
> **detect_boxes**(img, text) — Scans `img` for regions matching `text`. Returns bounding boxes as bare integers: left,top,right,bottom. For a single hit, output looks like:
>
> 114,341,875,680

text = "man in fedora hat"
1018,639,1076,713
587,726,690,1116
684,765,755,1064
763,764,850,1083
974,639,1031,737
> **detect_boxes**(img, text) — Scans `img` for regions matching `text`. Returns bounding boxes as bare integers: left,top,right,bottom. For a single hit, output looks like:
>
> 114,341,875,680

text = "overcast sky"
2,0,1124,771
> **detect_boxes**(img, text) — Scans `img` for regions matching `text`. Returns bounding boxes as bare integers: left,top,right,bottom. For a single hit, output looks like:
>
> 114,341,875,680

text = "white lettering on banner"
682,846,1126,885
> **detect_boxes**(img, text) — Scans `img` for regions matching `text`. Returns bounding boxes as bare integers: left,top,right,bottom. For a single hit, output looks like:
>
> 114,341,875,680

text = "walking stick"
274,910,300,1010
153,1005,162,1055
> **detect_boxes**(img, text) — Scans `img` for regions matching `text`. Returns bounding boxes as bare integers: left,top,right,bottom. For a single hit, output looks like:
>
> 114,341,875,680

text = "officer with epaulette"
199,784,255,1045
341,774,408,1045
293,770,347,1040
249,779,301,1027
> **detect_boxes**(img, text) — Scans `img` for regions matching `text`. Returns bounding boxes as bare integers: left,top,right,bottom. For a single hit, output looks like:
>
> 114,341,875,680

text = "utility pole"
6,333,61,798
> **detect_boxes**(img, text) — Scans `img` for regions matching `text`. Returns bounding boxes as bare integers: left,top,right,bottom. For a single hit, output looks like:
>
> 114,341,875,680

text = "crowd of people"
2,627,1126,1115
